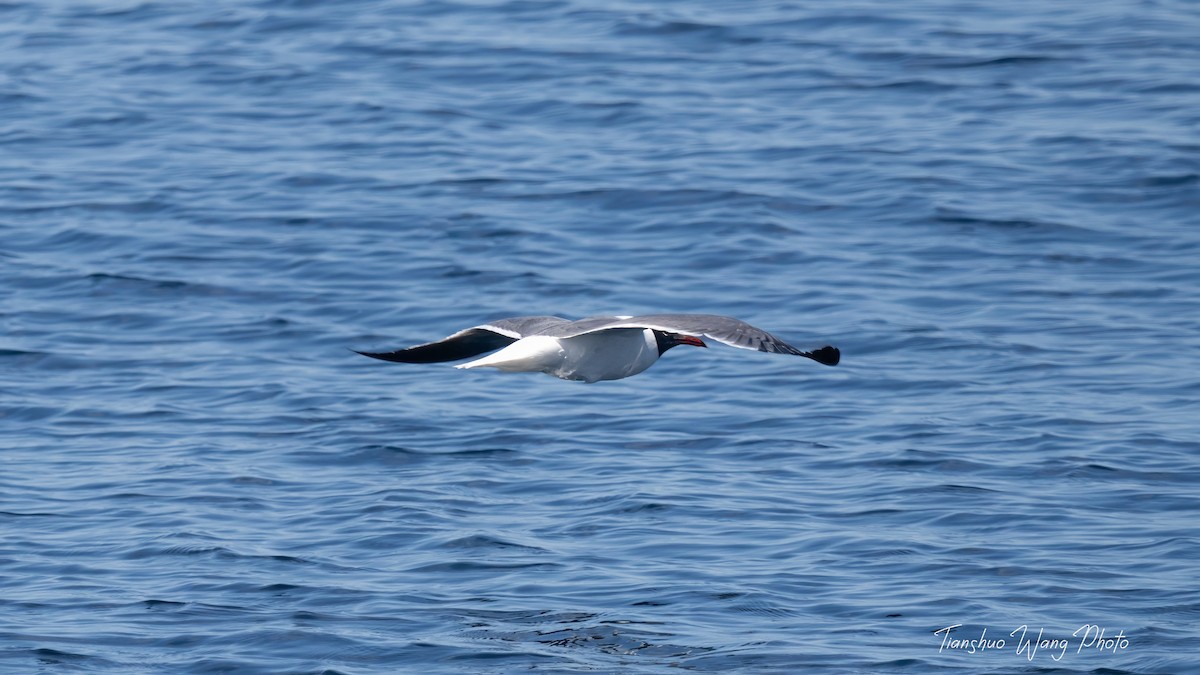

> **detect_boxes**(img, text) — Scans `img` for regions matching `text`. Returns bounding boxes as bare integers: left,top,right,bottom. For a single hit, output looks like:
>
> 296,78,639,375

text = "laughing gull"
357,314,839,383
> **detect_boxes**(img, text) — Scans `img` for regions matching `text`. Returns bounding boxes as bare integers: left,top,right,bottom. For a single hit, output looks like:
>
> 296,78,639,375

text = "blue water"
3,1,1199,672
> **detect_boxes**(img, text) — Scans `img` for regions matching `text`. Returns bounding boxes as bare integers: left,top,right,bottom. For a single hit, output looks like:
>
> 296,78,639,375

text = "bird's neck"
653,330,676,355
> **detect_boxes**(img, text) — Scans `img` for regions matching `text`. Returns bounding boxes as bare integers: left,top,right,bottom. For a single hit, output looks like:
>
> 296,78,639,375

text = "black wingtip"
807,345,840,366
354,349,409,363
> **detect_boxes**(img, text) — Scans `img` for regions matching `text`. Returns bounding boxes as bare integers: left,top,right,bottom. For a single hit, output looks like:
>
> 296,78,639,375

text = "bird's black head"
654,331,707,355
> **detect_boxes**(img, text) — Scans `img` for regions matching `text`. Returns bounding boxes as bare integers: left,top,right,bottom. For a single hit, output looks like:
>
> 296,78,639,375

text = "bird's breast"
554,329,660,383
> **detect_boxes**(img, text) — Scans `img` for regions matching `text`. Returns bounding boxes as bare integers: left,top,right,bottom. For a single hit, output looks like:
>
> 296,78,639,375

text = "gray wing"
481,315,575,338
536,315,632,337
555,313,840,365
356,315,570,364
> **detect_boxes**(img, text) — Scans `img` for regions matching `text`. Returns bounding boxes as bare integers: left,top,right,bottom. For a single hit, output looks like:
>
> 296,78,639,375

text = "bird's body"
457,329,661,382
357,313,839,383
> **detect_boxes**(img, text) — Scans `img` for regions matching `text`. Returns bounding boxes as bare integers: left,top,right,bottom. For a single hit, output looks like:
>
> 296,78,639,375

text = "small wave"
407,560,562,573
435,534,550,553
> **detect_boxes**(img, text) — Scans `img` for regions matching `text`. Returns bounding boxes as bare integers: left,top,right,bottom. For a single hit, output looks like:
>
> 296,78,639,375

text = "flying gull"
356,313,839,383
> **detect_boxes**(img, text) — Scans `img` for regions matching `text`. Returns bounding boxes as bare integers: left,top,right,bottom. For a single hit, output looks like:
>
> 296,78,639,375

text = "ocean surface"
2,1,1198,673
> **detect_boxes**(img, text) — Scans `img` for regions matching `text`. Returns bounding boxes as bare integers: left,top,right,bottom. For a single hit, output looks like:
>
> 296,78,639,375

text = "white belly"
455,329,660,383
554,329,660,382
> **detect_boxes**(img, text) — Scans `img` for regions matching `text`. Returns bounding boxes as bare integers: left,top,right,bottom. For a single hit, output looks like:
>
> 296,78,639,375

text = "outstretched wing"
551,313,840,366
356,316,571,364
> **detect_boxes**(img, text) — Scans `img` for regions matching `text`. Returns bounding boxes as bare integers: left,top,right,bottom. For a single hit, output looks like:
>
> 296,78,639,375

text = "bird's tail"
454,336,564,373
